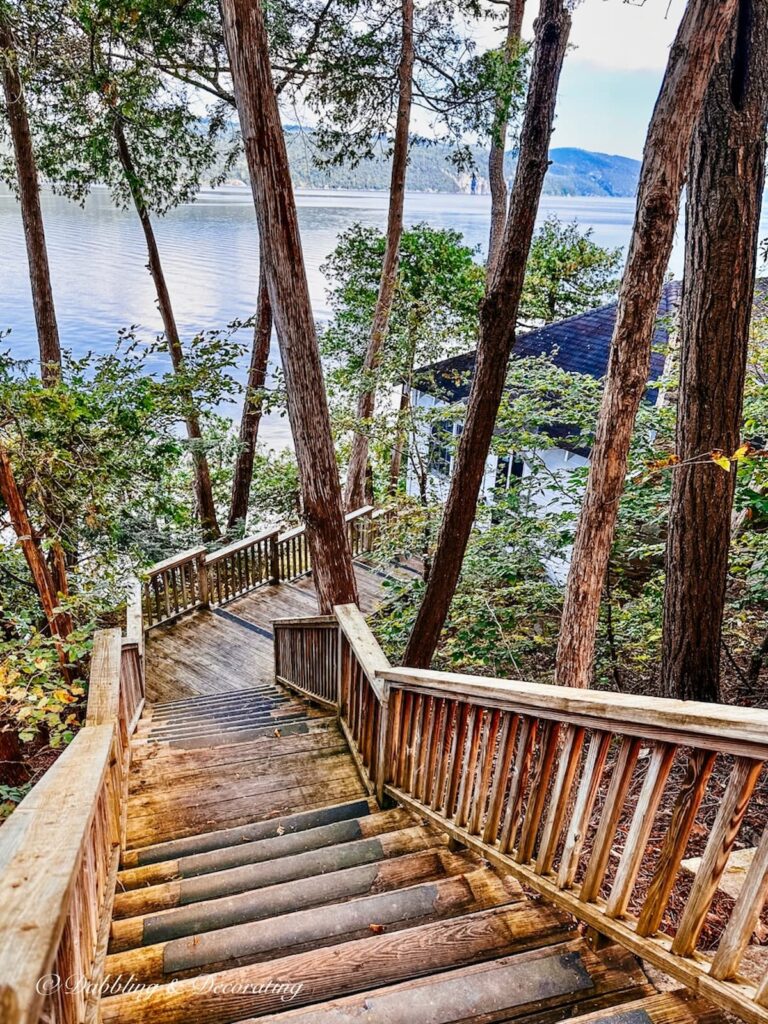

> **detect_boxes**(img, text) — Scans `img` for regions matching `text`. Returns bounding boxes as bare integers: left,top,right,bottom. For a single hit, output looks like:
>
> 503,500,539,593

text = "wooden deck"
145,560,414,703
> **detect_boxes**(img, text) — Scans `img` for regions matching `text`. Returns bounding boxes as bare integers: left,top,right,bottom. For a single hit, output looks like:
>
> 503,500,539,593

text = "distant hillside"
223,135,641,197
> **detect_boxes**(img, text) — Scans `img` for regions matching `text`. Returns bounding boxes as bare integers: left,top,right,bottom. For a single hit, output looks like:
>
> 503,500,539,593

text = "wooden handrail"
0,623,145,1024
271,611,768,1023
141,506,382,630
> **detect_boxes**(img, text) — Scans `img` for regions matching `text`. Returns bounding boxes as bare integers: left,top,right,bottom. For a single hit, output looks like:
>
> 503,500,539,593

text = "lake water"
1,185,766,445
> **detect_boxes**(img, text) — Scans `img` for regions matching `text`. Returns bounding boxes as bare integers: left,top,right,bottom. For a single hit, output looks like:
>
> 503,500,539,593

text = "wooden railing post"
197,549,210,608
269,530,280,584
375,677,391,804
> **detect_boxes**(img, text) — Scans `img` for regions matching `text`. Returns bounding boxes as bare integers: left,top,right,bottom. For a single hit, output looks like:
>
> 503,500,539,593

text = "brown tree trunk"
344,0,415,510
388,383,410,493
555,0,739,690
487,0,526,282
113,120,221,541
403,0,572,668
0,17,61,384
219,0,358,612
0,443,72,675
228,266,272,532
661,0,768,703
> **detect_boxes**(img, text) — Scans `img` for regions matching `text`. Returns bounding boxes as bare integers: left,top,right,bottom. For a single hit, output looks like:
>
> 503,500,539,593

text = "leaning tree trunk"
113,120,221,541
486,0,526,282
0,17,61,384
220,0,358,612
403,0,572,668
344,0,415,510
0,443,72,678
661,0,768,703
555,0,739,690
228,266,272,532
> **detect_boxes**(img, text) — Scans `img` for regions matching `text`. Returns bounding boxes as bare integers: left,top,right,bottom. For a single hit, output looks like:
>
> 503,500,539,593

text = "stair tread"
109,847,478,954
99,904,574,1024
117,806,417,889
113,821,447,919
106,864,519,986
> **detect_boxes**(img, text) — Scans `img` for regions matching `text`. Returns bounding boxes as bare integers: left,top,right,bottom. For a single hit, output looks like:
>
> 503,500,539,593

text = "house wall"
406,388,588,584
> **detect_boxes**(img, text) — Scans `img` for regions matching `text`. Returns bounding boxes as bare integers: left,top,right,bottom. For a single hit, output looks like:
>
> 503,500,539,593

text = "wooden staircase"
2,514,767,1024
99,686,719,1024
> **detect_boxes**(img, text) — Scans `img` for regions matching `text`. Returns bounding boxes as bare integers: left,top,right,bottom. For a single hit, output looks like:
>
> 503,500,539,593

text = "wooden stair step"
557,990,729,1024
142,711,313,743
106,861,512,986
134,718,325,753
126,755,366,822
125,775,368,847
99,903,573,1024
138,702,300,735
150,686,290,714
113,822,447,918
117,807,416,889
127,746,355,805
244,942,652,1024
128,719,341,774
109,847,478,953
121,798,373,868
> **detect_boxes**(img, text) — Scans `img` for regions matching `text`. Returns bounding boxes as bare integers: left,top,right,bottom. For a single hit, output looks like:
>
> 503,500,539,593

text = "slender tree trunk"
487,0,526,282
555,0,739,690
661,0,768,703
0,443,72,676
388,384,410,493
228,266,272,532
403,0,571,668
219,0,358,612
0,17,61,383
112,120,221,541
344,0,415,510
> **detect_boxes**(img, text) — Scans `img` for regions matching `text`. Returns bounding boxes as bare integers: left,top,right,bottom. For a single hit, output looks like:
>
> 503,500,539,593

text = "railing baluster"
579,736,642,903
557,730,611,889
456,707,483,828
518,722,562,864
671,756,764,956
482,712,519,845
535,724,585,875
606,741,676,919
499,717,538,855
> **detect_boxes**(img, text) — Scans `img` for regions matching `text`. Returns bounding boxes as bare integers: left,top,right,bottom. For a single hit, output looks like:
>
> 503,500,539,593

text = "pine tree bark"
555,0,739,690
228,265,272,532
219,0,358,612
0,16,61,384
344,0,415,510
487,0,526,282
403,0,572,668
113,119,221,541
661,0,768,703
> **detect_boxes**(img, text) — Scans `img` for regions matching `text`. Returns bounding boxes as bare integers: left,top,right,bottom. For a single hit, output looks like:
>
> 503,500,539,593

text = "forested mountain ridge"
221,133,642,196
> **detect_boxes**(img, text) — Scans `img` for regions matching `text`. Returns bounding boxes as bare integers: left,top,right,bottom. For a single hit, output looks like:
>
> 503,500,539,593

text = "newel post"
197,551,210,608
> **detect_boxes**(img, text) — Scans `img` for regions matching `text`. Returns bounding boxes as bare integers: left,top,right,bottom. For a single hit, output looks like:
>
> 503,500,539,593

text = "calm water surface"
1,186,765,445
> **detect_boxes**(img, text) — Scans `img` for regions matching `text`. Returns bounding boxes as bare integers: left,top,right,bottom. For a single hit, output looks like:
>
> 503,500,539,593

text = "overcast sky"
481,0,688,159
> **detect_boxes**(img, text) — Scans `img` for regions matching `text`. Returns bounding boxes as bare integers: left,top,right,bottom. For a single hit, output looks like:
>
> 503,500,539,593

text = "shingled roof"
413,280,683,402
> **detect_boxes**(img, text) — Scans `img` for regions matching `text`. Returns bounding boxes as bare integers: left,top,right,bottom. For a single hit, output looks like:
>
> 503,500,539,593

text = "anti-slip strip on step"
212,607,274,639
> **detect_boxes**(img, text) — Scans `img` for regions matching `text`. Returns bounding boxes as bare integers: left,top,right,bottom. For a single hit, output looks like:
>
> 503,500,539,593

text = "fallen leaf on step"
274,728,281,737
276,825,285,836
369,923,385,934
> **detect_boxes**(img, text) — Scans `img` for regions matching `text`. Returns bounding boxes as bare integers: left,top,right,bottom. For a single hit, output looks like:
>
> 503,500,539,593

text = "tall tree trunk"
113,120,221,541
403,0,572,668
0,443,72,677
388,383,410,493
555,0,739,690
228,266,272,532
219,0,358,612
0,17,61,384
661,0,768,703
487,0,526,282
344,0,415,510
